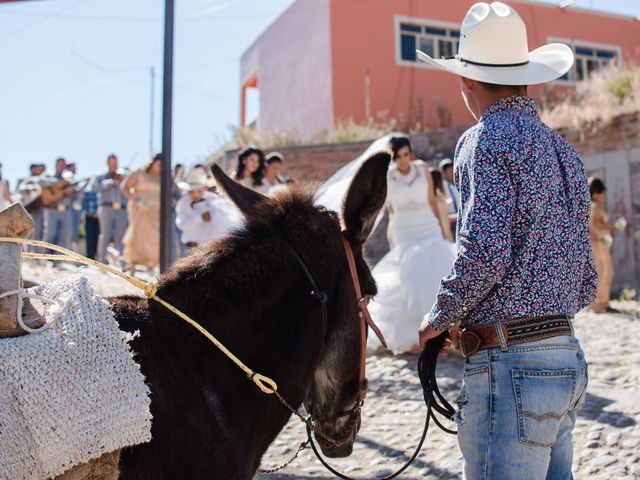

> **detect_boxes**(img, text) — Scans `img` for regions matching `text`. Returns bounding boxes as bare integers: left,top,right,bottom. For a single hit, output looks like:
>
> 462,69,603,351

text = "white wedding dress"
315,135,456,354
367,161,455,354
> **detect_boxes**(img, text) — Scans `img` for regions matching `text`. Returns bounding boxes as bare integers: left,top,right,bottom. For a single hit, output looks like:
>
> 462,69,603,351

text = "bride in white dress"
368,136,455,354
315,134,456,354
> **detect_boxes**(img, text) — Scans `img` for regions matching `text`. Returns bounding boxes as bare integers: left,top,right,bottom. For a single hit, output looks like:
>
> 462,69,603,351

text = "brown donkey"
90,152,391,479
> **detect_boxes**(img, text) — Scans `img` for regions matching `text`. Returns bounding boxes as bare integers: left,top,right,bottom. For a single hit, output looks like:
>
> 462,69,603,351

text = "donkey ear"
342,151,390,246
210,164,267,215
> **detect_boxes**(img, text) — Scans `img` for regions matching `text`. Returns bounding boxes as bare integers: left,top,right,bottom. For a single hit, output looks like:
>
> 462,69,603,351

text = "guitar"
40,176,93,207
40,180,75,207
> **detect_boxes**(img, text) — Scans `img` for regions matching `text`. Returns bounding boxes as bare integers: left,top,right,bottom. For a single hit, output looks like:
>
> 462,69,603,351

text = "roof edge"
510,0,640,23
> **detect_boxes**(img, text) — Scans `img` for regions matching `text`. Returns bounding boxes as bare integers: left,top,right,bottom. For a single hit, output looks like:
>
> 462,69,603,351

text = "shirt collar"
481,95,539,121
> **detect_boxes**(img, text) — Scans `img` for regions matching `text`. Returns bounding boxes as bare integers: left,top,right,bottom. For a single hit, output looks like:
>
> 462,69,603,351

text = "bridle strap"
340,234,387,348
289,248,329,306
340,234,387,402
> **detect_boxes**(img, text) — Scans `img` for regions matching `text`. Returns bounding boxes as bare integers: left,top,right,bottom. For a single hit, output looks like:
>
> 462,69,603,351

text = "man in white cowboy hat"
175,169,239,249
418,2,597,478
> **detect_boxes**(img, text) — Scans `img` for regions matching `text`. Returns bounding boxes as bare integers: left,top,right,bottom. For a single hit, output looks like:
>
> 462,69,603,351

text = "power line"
70,45,149,73
0,0,85,41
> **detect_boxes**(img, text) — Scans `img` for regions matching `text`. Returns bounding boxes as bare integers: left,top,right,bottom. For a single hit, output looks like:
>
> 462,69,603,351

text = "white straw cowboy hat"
417,2,574,85
178,168,209,191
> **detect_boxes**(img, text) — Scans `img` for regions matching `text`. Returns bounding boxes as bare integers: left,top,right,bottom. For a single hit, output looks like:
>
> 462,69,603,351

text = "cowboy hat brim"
416,43,574,86
178,181,207,192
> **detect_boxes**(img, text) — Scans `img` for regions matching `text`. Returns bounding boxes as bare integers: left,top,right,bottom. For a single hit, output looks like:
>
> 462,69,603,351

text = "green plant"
606,74,633,100
618,288,636,301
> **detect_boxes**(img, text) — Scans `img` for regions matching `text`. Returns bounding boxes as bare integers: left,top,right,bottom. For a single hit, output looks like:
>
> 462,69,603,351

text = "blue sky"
1,0,638,187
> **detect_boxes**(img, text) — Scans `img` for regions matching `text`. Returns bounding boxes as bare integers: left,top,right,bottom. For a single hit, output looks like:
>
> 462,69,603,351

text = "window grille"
399,21,460,64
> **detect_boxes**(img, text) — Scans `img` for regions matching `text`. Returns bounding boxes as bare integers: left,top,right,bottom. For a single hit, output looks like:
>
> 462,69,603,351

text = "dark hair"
266,152,284,165
388,136,412,160
174,163,183,170
430,169,445,195
477,81,527,95
145,153,162,173
589,177,606,199
107,153,117,162
235,146,265,186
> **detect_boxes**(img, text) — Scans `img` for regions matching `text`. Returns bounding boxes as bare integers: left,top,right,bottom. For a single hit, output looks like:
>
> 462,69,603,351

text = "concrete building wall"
329,0,640,132
563,113,640,293
239,0,333,139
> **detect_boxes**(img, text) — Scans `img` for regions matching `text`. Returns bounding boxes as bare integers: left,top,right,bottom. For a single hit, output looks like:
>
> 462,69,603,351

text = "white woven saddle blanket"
0,276,152,480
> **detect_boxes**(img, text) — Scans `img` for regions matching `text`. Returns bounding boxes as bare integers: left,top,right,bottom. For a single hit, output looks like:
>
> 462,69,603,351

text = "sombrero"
417,2,574,85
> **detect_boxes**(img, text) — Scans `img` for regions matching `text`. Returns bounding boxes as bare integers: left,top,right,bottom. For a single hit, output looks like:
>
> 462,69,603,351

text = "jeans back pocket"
511,369,577,447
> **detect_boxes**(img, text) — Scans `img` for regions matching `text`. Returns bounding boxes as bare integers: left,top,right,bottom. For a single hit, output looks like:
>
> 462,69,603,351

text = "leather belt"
460,314,573,358
101,202,125,210
44,204,68,211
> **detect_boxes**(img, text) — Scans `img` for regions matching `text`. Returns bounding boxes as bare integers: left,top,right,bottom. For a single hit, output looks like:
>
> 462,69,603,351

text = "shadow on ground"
578,392,636,427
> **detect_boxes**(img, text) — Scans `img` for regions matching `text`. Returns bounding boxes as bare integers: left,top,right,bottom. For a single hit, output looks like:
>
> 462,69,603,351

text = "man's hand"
419,321,462,355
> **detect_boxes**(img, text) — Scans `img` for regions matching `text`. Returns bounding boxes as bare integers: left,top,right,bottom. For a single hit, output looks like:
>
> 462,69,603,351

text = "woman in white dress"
368,136,456,354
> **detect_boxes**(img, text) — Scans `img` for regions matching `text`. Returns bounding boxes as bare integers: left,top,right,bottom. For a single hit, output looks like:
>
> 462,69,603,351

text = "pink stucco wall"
329,0,640,130
240,0,333,139
242,0,640,137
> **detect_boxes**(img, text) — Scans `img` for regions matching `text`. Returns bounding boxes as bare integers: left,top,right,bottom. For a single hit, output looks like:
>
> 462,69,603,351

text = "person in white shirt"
175,169,240,249
439,158,459,238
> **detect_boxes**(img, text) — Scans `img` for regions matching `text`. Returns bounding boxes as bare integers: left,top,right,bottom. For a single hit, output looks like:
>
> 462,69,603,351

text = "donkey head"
211,152,389,458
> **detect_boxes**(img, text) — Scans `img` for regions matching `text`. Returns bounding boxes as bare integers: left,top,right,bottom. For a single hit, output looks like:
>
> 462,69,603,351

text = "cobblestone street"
22,261,640,479
259,305,640,479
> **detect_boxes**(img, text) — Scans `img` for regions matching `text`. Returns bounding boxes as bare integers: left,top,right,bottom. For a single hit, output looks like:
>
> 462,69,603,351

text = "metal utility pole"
159,0,174,272
149,66,155,158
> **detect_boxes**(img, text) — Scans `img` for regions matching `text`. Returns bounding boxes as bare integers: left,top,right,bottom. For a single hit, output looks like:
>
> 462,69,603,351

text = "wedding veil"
315,134,398,212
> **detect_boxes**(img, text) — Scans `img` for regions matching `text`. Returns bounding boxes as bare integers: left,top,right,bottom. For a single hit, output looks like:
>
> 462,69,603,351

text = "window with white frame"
398,19,460,65
555,42,620,82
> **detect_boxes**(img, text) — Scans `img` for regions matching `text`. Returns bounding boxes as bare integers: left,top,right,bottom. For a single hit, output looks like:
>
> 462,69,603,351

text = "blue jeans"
456,335,588,480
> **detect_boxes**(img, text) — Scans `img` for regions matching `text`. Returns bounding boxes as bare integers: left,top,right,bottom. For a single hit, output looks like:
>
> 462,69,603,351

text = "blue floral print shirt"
426,96,597,330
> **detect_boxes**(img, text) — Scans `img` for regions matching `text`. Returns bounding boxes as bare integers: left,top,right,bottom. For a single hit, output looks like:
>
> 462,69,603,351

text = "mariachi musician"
17,163,46,247
92,153,129,264
41,157,75,251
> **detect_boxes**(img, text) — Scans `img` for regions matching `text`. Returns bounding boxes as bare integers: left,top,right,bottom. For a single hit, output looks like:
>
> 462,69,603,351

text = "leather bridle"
262,230,456,477
340,233,387,402
287,231,387,408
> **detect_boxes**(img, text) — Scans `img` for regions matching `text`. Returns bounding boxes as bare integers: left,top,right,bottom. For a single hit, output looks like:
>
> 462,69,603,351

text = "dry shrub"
541,63,640,131
228,117,404,150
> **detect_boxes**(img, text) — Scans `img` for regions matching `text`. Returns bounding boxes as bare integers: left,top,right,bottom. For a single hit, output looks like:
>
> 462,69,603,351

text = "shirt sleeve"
92,175,113,193
579,241,598,309
424,143,516,330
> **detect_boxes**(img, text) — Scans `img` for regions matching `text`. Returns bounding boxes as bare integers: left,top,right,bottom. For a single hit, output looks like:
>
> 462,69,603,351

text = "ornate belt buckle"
57,204,66,212
460,330,482,358
113,201,121,210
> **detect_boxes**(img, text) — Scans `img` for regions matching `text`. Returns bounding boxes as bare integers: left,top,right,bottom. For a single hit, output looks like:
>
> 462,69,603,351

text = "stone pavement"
258,304,640,479
20,261,640,479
